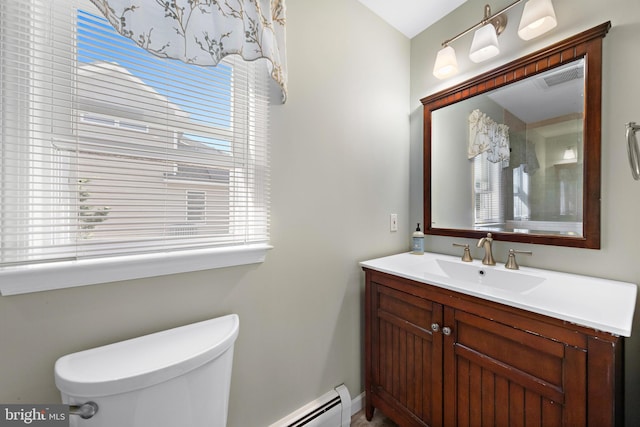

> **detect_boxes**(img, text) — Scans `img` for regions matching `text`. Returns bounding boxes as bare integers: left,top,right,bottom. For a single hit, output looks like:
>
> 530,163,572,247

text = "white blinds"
473,152,505,225
0,0,270,267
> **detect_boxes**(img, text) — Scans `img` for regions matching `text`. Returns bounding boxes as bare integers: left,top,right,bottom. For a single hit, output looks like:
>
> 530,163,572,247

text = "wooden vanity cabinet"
364,268,623,427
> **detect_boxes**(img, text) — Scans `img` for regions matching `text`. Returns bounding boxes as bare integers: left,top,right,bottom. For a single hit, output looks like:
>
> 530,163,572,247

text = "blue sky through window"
76,9,233,152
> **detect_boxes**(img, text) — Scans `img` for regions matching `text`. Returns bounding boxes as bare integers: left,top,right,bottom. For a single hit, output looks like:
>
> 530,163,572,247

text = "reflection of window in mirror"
473,152,505,226
473,153,535,227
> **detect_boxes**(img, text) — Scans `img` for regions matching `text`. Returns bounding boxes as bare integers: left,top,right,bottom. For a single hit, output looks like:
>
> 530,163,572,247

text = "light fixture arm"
441,0,523,47
433,0,558,79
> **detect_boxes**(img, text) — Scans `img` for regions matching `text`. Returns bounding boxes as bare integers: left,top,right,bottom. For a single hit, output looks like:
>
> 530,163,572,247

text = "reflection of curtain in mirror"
469,109,509,226
468,109,510,166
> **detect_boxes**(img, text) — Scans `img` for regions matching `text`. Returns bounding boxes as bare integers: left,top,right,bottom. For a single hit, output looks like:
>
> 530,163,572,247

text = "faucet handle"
452,243,473,262
505,249,533,270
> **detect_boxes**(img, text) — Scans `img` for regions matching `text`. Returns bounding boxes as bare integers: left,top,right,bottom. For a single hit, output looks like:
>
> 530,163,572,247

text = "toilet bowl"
54,314,239,427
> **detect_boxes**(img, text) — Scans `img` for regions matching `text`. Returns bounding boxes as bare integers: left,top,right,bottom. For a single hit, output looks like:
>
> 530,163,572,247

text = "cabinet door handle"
442,326,452,336
431,323,440,333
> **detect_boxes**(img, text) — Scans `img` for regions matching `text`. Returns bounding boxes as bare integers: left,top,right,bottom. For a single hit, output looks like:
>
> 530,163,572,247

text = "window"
80,113,149,133
186,191,206,223
0,1,271,294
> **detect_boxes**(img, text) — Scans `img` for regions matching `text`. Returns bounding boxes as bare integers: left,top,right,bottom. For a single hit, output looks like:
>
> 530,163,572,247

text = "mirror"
421,22,610,249
432,60,584,235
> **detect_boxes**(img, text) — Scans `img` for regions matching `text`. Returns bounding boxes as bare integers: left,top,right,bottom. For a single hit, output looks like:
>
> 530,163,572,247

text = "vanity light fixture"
432,0,558,79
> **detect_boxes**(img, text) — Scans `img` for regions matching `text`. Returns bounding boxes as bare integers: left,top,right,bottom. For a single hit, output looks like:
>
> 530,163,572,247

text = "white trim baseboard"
350,392,365,417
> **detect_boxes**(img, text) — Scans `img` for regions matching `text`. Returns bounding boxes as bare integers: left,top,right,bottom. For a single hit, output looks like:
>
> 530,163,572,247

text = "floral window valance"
89,0,288,102
468,109,510,165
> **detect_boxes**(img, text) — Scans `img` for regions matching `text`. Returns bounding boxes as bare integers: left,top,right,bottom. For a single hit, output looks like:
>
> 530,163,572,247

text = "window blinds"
0,0,270,266
473,152,505,225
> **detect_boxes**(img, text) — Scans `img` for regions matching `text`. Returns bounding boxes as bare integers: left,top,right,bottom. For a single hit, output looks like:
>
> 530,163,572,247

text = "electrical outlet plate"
390,214,398,232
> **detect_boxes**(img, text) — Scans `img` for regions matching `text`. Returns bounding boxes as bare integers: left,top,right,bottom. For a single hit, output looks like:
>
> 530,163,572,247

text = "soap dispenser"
412,223,424,255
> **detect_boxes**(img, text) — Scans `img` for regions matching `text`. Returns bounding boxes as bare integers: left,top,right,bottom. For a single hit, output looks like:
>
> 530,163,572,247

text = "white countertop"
361,251,637,337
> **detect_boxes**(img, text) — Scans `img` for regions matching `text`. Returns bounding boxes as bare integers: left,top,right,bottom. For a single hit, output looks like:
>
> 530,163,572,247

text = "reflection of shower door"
512,165,530,220
556,164,579,218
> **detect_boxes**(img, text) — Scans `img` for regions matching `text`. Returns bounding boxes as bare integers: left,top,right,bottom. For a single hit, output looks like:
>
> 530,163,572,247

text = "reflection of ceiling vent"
538,65,584,88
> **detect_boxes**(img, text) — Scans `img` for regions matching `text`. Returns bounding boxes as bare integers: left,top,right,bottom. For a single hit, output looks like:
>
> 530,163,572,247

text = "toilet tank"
55,314,239,427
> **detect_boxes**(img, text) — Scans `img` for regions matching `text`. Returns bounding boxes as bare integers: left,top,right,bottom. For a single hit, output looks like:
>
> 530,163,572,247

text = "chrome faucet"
477,233,496,265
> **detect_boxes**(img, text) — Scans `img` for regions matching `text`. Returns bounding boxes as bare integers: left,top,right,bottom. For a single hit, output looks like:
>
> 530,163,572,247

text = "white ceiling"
358,0,469,39
488,59,585,125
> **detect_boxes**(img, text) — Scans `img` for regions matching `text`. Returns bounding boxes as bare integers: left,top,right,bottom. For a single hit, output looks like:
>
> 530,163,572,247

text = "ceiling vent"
537,65,584,89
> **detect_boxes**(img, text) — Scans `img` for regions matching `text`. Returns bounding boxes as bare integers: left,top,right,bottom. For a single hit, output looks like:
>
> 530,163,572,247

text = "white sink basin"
429,259,545,293
360,251,637,337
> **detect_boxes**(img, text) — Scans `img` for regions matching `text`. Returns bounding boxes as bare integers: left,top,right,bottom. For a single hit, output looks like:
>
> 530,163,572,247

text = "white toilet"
55,314,239,427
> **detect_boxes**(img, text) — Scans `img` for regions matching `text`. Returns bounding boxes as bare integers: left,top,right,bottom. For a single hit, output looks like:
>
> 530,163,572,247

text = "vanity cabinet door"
366,280,443,427
364,268,621,427
443,308,587,427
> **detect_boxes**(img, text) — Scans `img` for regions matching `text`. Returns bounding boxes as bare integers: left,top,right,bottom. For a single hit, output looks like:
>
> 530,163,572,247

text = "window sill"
0,244,272,296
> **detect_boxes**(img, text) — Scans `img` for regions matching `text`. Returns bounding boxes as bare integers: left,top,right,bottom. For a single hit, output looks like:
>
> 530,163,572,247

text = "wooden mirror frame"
421,22,610,249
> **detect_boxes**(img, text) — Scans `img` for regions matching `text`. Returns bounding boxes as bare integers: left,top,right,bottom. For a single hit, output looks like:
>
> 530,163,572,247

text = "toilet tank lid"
54,314,239,397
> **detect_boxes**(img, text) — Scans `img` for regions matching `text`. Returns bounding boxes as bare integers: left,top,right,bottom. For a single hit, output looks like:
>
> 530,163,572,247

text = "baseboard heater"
269,384,351,427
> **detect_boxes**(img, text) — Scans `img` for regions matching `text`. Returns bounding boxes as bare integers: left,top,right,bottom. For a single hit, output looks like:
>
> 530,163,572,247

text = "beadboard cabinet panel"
364,268,623,427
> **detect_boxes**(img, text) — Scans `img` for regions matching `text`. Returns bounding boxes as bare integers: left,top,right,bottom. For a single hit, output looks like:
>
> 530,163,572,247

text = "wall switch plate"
390,214,398,232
